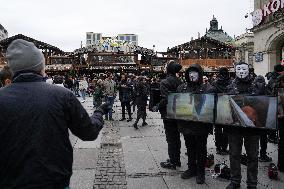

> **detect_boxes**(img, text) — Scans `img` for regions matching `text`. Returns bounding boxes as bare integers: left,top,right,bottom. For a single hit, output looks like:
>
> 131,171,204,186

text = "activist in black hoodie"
211,67,231,155
176,64,213,184
158,61,183,170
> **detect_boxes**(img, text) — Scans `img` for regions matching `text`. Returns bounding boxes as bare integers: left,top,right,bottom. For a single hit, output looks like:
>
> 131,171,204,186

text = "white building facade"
235,32,254,65
252,0,284,76
85,32,138,53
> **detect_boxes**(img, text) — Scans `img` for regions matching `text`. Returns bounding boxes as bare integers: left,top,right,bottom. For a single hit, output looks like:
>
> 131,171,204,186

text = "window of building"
87,34,92,39
126,36,131,41
132,36,137,41
97,34,101,40
120,36,125,40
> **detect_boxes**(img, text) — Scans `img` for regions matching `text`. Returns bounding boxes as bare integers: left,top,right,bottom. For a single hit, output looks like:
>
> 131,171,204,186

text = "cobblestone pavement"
70,97,284,189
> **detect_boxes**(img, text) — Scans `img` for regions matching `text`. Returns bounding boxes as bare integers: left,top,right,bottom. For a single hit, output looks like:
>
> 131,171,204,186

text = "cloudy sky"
0,0,254,52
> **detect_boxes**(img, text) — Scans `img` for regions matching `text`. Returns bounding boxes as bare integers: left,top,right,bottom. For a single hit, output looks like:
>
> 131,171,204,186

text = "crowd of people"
0,39,283,189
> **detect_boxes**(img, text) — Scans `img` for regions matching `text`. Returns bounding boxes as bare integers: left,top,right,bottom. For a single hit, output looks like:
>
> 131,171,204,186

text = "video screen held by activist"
216,95,277,130
167,93,215,123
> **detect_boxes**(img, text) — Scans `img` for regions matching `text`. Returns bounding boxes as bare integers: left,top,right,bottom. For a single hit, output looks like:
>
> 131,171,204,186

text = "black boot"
181,169,197,179
133,123,138,129
119,117,126,121
160,160,176,170
127,117,132,122
196,175,205,184
142,121,148,126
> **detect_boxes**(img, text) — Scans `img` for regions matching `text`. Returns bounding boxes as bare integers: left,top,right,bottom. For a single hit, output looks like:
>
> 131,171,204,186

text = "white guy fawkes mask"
189,71,199,82
235,64,249,79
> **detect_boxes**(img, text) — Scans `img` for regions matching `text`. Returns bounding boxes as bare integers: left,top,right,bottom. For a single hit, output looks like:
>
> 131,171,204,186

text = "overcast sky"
0,0,254,52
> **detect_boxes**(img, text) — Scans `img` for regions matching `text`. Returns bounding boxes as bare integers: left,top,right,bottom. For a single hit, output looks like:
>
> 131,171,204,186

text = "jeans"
184,134,208,176
106,96,115,119
228,134,259,187
80,90,86,100
163,119,181,164
121,101,131,119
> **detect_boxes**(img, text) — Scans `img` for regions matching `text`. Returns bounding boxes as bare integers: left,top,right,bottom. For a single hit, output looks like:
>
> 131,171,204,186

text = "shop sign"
252,0,284,26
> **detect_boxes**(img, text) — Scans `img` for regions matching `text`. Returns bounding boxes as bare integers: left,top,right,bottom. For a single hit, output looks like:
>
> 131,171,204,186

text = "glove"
97,102,112,115
152,106,159,112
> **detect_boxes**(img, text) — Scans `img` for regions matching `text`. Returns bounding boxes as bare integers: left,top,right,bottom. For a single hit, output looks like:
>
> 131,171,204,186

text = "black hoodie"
176,64,214,135
158,62,182,118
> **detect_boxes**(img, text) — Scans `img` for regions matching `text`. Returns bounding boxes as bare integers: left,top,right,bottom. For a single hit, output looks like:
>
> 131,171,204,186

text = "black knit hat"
274,64,284,73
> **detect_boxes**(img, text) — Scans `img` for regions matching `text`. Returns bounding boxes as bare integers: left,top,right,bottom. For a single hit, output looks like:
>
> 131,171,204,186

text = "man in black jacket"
118,74,132,122
225,62,260,189
177,64,213,184
158,61,182,170
211,67,231,155
0,39,110,189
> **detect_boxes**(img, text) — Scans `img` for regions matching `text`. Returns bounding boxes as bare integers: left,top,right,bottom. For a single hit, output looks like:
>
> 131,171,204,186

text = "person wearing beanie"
0,39,111,188
225,62,261,189
211,67,231,155
156,60,183,170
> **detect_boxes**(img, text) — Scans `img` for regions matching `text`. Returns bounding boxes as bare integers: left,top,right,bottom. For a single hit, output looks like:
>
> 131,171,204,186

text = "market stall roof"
0,34,63,53
168,36,235,53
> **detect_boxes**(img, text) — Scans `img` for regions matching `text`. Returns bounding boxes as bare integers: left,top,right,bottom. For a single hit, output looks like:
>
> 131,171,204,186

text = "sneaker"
164,159,181,167
259,155,272,162
226,182,240,189
160,161,176,170
109,118,114,121
127,118,132,122
80,100,86,103
196,175,205,184
142,122,148,126
119,118,126,121
181,169,197,179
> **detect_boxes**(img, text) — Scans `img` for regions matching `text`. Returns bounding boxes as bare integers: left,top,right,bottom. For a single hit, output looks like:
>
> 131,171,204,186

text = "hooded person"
176,63,213,184
211,67,231,155
157,60,183,170
225,62,261,189
132,76,148,129
0,39,111,188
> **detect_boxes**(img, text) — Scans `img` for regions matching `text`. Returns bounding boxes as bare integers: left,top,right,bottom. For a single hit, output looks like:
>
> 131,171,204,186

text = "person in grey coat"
0,39,110,189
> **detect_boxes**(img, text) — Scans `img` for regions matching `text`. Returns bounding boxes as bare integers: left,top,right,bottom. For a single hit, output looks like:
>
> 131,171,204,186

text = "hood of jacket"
185,63,203,85
167,61,182,75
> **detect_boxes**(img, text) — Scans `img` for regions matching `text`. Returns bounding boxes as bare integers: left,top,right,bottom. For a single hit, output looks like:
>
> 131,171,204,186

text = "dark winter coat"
149,82,161,111
266,71,279,95
253,75,266,95
0,73,104,189
176,64,214,136
211,75,231,93
118,79,132,102
134,81,148,108
158,62,183,118
224,76,264,136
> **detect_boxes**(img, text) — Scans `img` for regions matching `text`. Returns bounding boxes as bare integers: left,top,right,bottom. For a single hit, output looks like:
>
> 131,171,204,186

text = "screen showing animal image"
216,95,277,130
167,93,214,123
278,88,284,118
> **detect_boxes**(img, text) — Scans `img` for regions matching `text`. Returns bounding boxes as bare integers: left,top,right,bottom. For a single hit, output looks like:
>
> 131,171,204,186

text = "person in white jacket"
79,76,88,103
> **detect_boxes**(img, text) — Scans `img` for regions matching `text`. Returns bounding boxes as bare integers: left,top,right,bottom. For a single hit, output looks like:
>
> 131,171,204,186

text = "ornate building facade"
252,0,284,76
